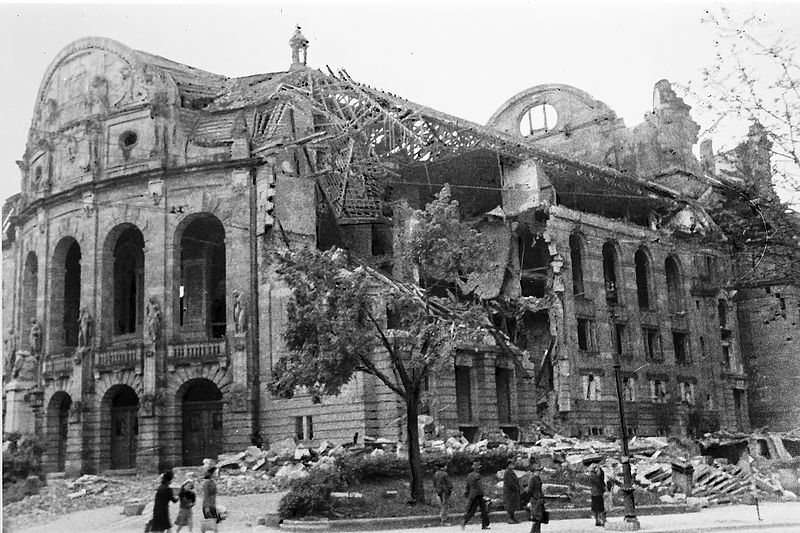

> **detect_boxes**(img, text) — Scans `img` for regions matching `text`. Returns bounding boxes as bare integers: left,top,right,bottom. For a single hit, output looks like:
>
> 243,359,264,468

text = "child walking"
175,480,197,533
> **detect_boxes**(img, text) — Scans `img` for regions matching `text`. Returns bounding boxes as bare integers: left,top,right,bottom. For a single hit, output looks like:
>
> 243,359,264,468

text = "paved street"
10,500,800,533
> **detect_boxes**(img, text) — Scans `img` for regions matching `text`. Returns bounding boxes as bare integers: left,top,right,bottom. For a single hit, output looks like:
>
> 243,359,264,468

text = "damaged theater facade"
2,31,768,474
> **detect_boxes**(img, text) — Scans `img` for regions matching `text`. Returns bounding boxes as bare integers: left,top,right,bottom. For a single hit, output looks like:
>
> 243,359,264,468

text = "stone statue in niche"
87,76,110,115
12,350,38,382
4,329,17,381
28,318,42,357
150,90,172,157
145,297,163,352
77,307,93,351
43,98,59,127
232,291,248,334
83,119,102,175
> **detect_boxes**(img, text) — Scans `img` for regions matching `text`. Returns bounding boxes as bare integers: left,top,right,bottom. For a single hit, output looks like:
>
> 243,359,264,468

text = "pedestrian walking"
150,470,179,533
503,460,521,523
433,461,454,525
588,463,606,526
201,466,223,524
175,480,197,533
527,463,547,533
461,461,490,530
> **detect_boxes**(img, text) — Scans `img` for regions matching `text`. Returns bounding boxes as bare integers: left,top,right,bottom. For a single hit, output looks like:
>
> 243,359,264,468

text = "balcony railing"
43,355,73,378
166,339,227,365
96,344,144,372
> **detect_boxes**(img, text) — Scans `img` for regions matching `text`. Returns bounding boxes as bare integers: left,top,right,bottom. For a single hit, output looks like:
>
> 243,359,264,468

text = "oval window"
119,131,138,148
519,104,558,136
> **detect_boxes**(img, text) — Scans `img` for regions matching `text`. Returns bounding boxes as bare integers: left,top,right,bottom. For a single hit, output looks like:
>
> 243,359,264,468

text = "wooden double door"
110,405,138,470
182,400,223,466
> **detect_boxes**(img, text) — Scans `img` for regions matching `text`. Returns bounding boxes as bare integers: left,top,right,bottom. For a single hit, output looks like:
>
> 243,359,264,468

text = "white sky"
2,0,799,203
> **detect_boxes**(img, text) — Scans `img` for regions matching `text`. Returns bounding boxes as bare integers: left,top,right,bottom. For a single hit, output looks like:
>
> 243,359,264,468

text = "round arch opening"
46,392,72,471
106,385,139,470
181,379,223,466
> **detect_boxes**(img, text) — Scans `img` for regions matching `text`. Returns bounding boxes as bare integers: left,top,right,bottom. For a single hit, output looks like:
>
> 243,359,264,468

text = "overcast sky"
2,1,799,203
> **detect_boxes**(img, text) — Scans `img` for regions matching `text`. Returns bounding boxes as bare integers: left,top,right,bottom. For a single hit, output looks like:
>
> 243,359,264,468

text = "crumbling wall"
738,285,800,431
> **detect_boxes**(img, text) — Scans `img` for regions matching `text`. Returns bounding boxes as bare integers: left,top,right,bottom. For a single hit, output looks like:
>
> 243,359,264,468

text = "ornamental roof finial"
289,25,309,69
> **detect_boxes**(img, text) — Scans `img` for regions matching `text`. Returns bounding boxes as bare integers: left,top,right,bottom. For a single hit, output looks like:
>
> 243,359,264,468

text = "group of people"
433,460,547,532
148,465,224,533
434,460,609,531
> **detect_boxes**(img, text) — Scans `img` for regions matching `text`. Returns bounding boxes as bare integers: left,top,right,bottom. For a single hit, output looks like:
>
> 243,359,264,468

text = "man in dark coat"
588,464,606,526
150,470,178,533
461,461,490,530
433,461,454,524
527,463,546,533
503,460,521,523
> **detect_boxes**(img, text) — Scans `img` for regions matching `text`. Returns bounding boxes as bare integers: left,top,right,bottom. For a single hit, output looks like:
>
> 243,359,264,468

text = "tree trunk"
405,387,426,504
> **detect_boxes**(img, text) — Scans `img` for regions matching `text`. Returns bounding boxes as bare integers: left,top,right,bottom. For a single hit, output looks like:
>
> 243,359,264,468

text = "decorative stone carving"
140,393,161,417
233,291,248,334
12,350,38,382
145,297,163,354
82,191,95,217
229,383,248,413
69,400,83,424
28,318,42,357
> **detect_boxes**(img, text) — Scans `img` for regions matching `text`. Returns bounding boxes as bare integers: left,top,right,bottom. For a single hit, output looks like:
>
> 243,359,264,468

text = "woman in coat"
150,470,178,533
588,464,607,526
503,460,521,523
527,463,546,533
202,466,222,523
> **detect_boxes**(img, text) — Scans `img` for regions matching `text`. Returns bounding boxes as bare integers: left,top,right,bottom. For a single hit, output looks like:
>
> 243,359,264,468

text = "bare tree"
687,8,800,194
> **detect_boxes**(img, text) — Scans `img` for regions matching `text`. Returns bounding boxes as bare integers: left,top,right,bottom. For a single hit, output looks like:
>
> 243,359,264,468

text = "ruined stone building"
2,31,792,474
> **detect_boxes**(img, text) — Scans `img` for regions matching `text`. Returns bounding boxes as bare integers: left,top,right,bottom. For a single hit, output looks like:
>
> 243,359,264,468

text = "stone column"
138,201,167,473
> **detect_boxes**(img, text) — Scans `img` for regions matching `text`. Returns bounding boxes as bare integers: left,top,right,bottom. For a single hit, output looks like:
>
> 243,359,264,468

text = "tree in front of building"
270,185,500,504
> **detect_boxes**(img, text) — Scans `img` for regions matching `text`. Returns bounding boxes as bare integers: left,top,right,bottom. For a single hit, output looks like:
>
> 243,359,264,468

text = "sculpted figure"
146,297,163,345
88,76,110,115
12,350,38,382
77,307,93,348
4,329,17,380
29,318,42,356
233,291,247,334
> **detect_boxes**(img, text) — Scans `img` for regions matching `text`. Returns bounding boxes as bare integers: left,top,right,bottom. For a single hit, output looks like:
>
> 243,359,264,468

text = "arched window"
665,256,683,312
21,252,39,349
569,234,585,296
635,248,650,309
177,215,226,339
113,227,144,335
50,238,82,351
602,242,618,304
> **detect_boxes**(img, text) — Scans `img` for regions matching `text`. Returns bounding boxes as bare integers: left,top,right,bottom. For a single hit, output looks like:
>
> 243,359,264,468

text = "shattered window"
569,234,585,296
643,327,662,360
582,374,602,401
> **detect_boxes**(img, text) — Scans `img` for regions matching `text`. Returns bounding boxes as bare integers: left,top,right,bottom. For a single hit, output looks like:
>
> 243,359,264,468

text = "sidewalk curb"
279,504,695,531
640,521,800,533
